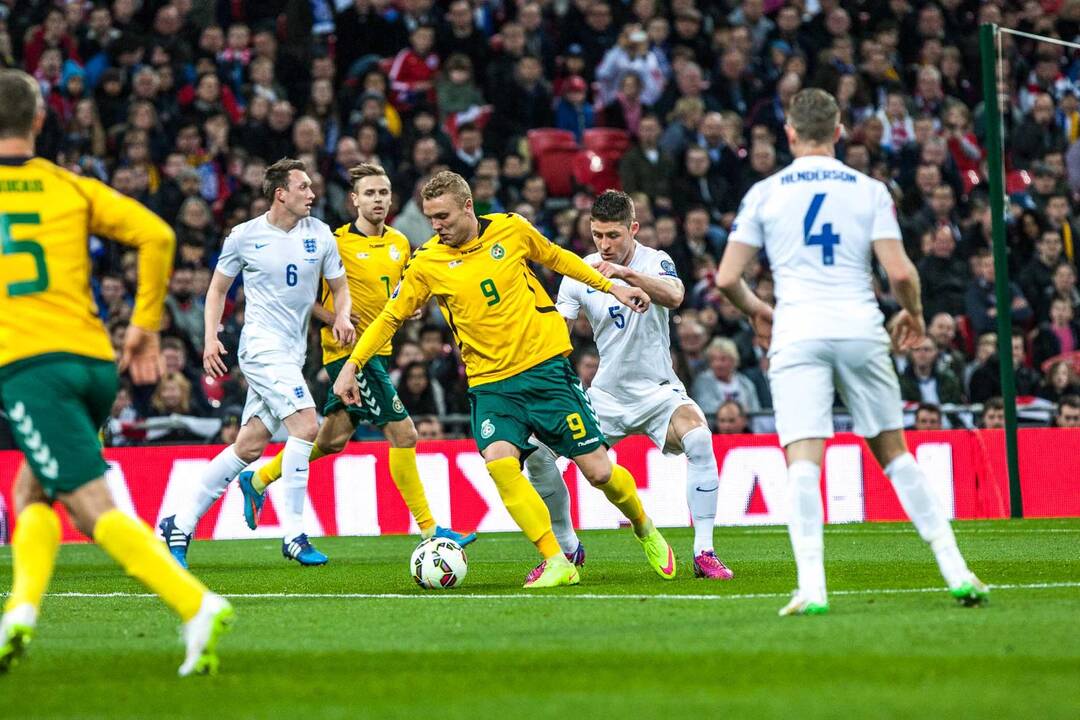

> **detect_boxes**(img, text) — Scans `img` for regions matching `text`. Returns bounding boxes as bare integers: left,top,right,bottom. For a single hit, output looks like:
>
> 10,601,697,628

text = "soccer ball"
410,537,468,589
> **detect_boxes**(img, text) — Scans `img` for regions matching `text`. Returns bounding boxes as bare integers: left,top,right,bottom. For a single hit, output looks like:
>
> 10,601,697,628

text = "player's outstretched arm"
202,270,235,378
873,238,925,351
325,274,355,346
593,260,684,308
716,240,773,345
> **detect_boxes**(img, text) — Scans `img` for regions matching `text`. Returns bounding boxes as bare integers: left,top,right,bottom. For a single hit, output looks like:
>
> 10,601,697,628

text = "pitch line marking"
29,581,1080,602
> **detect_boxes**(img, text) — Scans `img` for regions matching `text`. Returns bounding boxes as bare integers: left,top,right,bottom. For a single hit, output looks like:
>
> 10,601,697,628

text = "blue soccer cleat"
433,525,477,547
565,541,586,567
159,514,192,569
282,534,328,566
237,470,265,530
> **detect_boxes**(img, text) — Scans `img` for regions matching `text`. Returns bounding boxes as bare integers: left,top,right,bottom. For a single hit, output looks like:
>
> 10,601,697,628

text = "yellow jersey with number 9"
0,156,174,370
320,222,411,363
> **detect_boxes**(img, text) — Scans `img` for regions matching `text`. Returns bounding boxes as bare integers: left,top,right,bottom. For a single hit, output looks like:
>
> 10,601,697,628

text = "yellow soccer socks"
93,509,205,622
4,503,61,615
486,457,561,558
254,443,328,492
389,447,436,534
599,464,651,537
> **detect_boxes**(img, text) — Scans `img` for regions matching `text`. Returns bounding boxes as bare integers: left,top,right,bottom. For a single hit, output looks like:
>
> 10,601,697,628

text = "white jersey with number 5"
728,155,901,353
556,243,681,397
216,213,345,364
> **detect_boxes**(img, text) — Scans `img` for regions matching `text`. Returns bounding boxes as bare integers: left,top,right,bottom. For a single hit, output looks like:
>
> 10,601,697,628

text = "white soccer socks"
523,447,579,555
786,460,827,603
884,453,972,589
681,426,719,556
175,446,248,535
280,437,315,544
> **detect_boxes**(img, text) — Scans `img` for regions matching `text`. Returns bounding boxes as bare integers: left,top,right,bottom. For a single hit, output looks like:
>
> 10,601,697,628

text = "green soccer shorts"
467,356,606,459
0,353,117,496
324,355,409,428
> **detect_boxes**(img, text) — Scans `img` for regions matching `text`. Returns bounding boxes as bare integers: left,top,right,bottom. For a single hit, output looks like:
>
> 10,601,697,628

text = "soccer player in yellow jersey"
235,163,475,547
0,70,233,676
333,171,678,588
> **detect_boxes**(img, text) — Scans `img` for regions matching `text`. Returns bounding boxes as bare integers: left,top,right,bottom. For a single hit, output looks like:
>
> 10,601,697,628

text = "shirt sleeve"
79,175,175,332
215,227,243,278
870,181,903,241
347,261,431,367
727,183,764,249
321,225,346,280
516,214,614,293
555,276,581,320
652,250,682,280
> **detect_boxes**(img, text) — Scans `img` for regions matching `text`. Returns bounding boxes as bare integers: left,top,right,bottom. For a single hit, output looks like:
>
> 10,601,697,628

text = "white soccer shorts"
239,354,316,434
768,338,904,447
588,382,701,453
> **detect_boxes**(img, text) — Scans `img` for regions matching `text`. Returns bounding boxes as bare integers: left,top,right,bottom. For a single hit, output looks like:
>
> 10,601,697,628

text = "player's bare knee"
13,464,48,513
575,451,612,486
60,479,115,538
385,418,418,448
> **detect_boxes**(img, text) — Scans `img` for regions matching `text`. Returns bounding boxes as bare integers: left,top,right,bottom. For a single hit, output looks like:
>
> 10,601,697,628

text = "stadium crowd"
2,0,1080,447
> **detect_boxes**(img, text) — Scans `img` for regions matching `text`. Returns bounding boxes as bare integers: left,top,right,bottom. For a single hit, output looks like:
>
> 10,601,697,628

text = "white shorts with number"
239,353,315,435
768,338,903,447
588,383,700,453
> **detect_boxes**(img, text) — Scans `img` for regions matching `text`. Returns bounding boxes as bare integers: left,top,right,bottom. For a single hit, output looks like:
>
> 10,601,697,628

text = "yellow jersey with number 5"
320,222,411,363
0,156,174,370
347,212,614,386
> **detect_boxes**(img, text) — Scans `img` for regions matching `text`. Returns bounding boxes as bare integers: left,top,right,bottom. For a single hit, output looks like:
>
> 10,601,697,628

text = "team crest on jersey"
660,260,677,277
392,396,404,414
389,244,401,261
490,243,505,260
303,238,317,253
480,418,495,438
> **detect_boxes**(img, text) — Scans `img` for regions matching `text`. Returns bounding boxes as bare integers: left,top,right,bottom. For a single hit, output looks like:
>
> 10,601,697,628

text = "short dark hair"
590,190,635,226
787,88,839,144
983,397,1005,413
1059,393,1080,411
916,402,942,417
0,70,42,139
262,158,307,201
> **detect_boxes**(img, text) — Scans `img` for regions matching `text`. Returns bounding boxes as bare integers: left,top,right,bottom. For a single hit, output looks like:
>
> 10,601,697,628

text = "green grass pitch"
1,519,1078,719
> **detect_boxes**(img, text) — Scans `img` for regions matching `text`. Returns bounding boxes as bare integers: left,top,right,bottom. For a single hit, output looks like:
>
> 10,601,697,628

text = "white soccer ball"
410,537,468,589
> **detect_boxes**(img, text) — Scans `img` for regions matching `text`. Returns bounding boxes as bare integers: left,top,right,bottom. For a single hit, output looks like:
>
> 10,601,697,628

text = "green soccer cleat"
0,604,36,674
523,555,580,589
637,525,677,580
778,591,830,616
950,576,990,607
179,593,235,677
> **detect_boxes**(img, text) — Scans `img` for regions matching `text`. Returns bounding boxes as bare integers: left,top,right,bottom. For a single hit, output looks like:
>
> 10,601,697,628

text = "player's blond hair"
422,170,473,207
349,162,389,190
786,88,840,145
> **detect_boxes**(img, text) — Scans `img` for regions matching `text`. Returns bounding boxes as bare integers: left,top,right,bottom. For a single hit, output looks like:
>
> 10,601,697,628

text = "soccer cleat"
282,534,328,566
778,591,830,616
178,592,235,677
565,542,586,567
159,514,192,569
950,575,990,607
523,555,580,589
637,526,677,580
693,550,734,580
237,471,265,530
0,604,36,674
433,525,477,547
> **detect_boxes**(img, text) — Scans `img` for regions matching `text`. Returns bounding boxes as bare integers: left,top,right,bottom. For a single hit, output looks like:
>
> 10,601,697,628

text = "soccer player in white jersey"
716,89,988,615
524,191,734,580
159,158,354,568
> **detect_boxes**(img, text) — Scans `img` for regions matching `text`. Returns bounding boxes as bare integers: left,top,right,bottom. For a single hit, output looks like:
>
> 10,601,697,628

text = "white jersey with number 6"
728,155,901,353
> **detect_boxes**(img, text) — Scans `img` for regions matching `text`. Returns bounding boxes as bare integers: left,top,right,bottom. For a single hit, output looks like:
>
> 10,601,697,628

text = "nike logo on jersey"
586,288,597,294
255,243,269,249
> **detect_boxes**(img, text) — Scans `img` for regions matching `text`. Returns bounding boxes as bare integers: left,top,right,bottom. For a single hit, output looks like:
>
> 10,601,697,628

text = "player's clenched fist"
610,284,650,313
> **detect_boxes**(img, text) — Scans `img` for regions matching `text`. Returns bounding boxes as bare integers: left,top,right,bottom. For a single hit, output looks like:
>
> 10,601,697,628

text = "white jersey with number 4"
217,213,345,364
556,243,682,397
728,155,901,353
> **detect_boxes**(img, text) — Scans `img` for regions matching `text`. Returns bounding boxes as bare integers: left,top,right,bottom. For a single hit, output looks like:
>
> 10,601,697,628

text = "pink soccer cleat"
693,550,734,580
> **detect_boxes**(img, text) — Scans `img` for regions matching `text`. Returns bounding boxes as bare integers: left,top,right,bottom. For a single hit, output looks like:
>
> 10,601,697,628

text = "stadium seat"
582,128,631,156
955,314,975,358
535,146,580,197
1005,169,1031,194
526,128,577,159
571,150,622,194
1040,349,1080,375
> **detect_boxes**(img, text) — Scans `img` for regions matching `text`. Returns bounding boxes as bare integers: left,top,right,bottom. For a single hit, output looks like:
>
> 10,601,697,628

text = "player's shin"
681,427,719,555
884,453,971,588
598,464,650,536
176,446,248,534
524,449,579,554
94,509,206,622
280,437,314,543
4,503,61,617
486,457,561,558
786,461,826,601
389,447,436,534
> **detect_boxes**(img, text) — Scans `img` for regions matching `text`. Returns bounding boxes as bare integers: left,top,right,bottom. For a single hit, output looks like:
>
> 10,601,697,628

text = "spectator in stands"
553,75,594,142
161,337,211,415
715,400,749,435
415,415,446,440
487,54,552,148
1034,296,1080,368
926,313,967,377
980,397,1006,429
1038,360,1080,404
387,24,439,112
969,331,1042,403
965,250,1033,336
575,349,600,390
1021,230,1065,320
900,337,965,405
397,361,446,417
914,403,944,430
1054,394,1080,428
165,265,205,353
692,338,761,416
918,224,969,320
436,54,485,124
1011,93,1066,170
1044,262,1080,318
619,114,674,210
673,146,732,226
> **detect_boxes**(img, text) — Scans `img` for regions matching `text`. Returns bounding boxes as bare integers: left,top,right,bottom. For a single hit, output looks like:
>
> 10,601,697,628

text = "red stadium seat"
526,128,577,159
1040,349,1080,375
535,146,579,197
1005,169,1031,195
582,128,631,156
571,150,622,195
